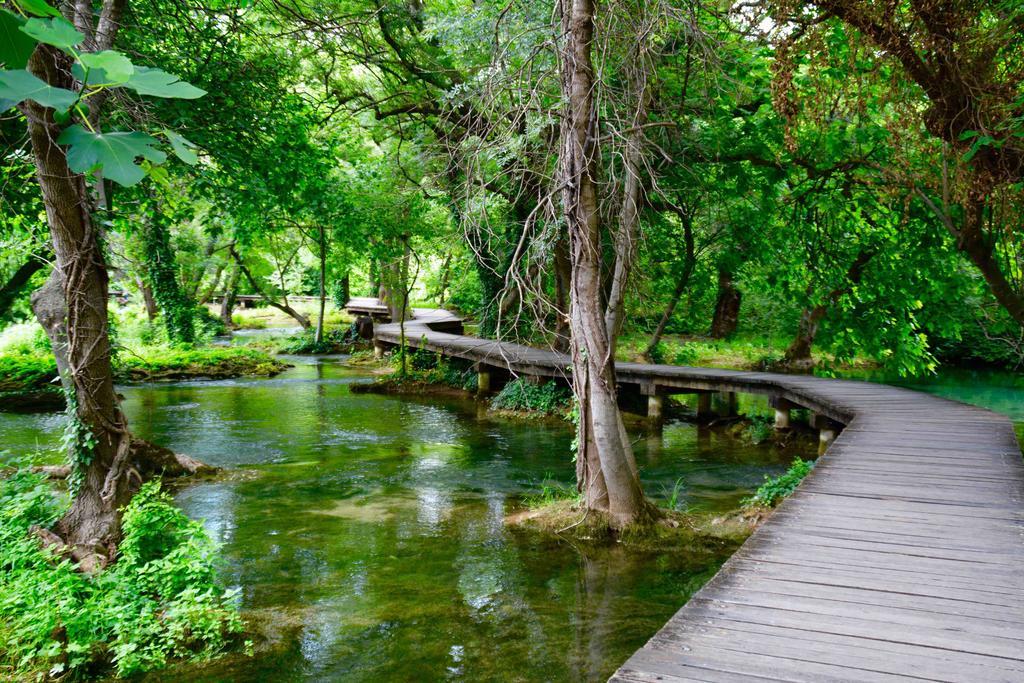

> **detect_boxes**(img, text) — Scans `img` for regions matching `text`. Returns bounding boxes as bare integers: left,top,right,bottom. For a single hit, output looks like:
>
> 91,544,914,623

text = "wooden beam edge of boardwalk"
360,303,1024,683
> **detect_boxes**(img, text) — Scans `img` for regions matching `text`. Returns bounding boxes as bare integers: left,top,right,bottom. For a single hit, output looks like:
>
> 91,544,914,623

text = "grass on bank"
0,466,245,680
616,331,878,373
0,318,288,396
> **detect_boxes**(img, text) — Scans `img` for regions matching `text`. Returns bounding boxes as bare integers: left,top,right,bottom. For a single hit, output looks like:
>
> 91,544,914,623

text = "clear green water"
0,358,808,681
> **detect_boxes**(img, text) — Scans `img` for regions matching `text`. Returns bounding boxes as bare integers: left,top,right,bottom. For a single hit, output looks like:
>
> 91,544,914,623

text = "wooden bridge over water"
362,303,1024,682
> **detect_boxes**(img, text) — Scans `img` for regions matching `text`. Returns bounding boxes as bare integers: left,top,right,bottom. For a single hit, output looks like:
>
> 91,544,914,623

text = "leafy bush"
744,414,775,445
743,457,815,508
390,346,477,390
648,340,698,366
491,378,572,415
194,306,228,340
0,471,244,679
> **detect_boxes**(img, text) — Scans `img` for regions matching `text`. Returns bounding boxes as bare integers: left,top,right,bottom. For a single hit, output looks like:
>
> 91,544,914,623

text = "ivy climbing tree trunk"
21,37,206,571
559,0,651,529
141,208,195,345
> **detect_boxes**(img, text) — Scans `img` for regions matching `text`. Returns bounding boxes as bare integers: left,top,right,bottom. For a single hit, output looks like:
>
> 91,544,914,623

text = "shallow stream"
6,357,1020,680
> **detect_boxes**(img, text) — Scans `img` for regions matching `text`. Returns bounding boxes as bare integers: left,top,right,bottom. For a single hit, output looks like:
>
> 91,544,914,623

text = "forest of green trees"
1,0,1022,679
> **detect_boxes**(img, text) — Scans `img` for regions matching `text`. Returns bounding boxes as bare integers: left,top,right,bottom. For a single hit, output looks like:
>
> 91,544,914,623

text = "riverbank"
0,346,289,411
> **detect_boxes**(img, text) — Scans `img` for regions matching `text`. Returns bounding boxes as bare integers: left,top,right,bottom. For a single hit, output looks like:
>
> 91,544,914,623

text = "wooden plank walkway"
375,308,1024,682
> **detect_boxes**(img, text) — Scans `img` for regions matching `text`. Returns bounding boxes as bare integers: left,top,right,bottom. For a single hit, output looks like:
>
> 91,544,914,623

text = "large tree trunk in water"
220,264,241,327
559,0,650,529
0,253,48,319
22,46,206,570
709,266,741,338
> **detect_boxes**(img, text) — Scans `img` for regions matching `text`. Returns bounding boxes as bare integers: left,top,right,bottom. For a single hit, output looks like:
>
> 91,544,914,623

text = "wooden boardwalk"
374,309,1024,682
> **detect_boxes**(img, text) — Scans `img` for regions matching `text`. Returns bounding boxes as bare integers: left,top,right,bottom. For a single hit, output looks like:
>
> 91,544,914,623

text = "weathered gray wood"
373,309,1024,682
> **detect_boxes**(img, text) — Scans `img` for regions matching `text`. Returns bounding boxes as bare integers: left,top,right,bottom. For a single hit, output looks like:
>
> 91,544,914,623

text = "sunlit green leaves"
12,0,60,18
20,17,83,50
58,125,166,186
0,10,37,70
124,67,205,99
0,69,76,111
79,51,133,84
164,130,199,164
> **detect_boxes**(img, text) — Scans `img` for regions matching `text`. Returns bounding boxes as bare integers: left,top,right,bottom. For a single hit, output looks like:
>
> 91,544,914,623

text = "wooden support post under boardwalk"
647,394,663,420
476,365,491,395
696,392,712,420
718,391,738,417
770,396,794,429
373,341,385,359
811,412,840,455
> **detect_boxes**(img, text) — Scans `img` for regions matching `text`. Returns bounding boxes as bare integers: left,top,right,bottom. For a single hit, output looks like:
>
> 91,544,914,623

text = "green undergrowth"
490,378,572,416
0,323,288,394
0,468,246,680
742,457,815,508
355,345,477,394
116,346,289,381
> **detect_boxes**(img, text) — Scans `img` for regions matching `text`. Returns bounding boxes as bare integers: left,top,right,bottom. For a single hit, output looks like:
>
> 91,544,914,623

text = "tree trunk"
339,273,350,304
197,262,224,305
552,232,571,353
230,246,311,328
315,224,327,344
709,266,741,338
783,247,877,368
783,304,826,367
644,207,695,358
137,277,158,320
220,264,241,327
0,253,48,319
141,209,195,345
18,10,207,572
559,0,650,528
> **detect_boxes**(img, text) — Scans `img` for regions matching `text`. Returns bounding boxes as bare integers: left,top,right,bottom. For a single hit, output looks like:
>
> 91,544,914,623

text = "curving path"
371,307,1024,682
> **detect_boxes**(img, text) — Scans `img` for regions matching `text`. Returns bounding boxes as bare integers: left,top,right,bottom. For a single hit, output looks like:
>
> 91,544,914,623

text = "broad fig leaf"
124,66,205,99
71,61,110,86
21,17,83,50
0,69,76,111
13,0,60,17
164,129,198,164
58,124,166,187
78,50,133,83
0,10,37,69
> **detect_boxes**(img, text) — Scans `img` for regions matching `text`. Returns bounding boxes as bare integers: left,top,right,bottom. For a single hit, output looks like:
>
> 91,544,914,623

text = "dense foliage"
743,458,815,508
0,470,244,679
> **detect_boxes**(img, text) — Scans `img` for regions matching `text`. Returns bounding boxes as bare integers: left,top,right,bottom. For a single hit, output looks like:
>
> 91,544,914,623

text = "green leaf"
21,17,83,50
78,50,133,84
164,129,198,164
12,0,61,17
58,125,167,187
0,69,77,111
124,66,205,99
0,9,38,69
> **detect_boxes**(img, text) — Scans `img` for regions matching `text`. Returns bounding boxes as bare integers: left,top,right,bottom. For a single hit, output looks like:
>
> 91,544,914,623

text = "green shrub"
744,414,775,445
743,457,815,508
491,378,571,415
0,471,244,679
194,307,228,340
